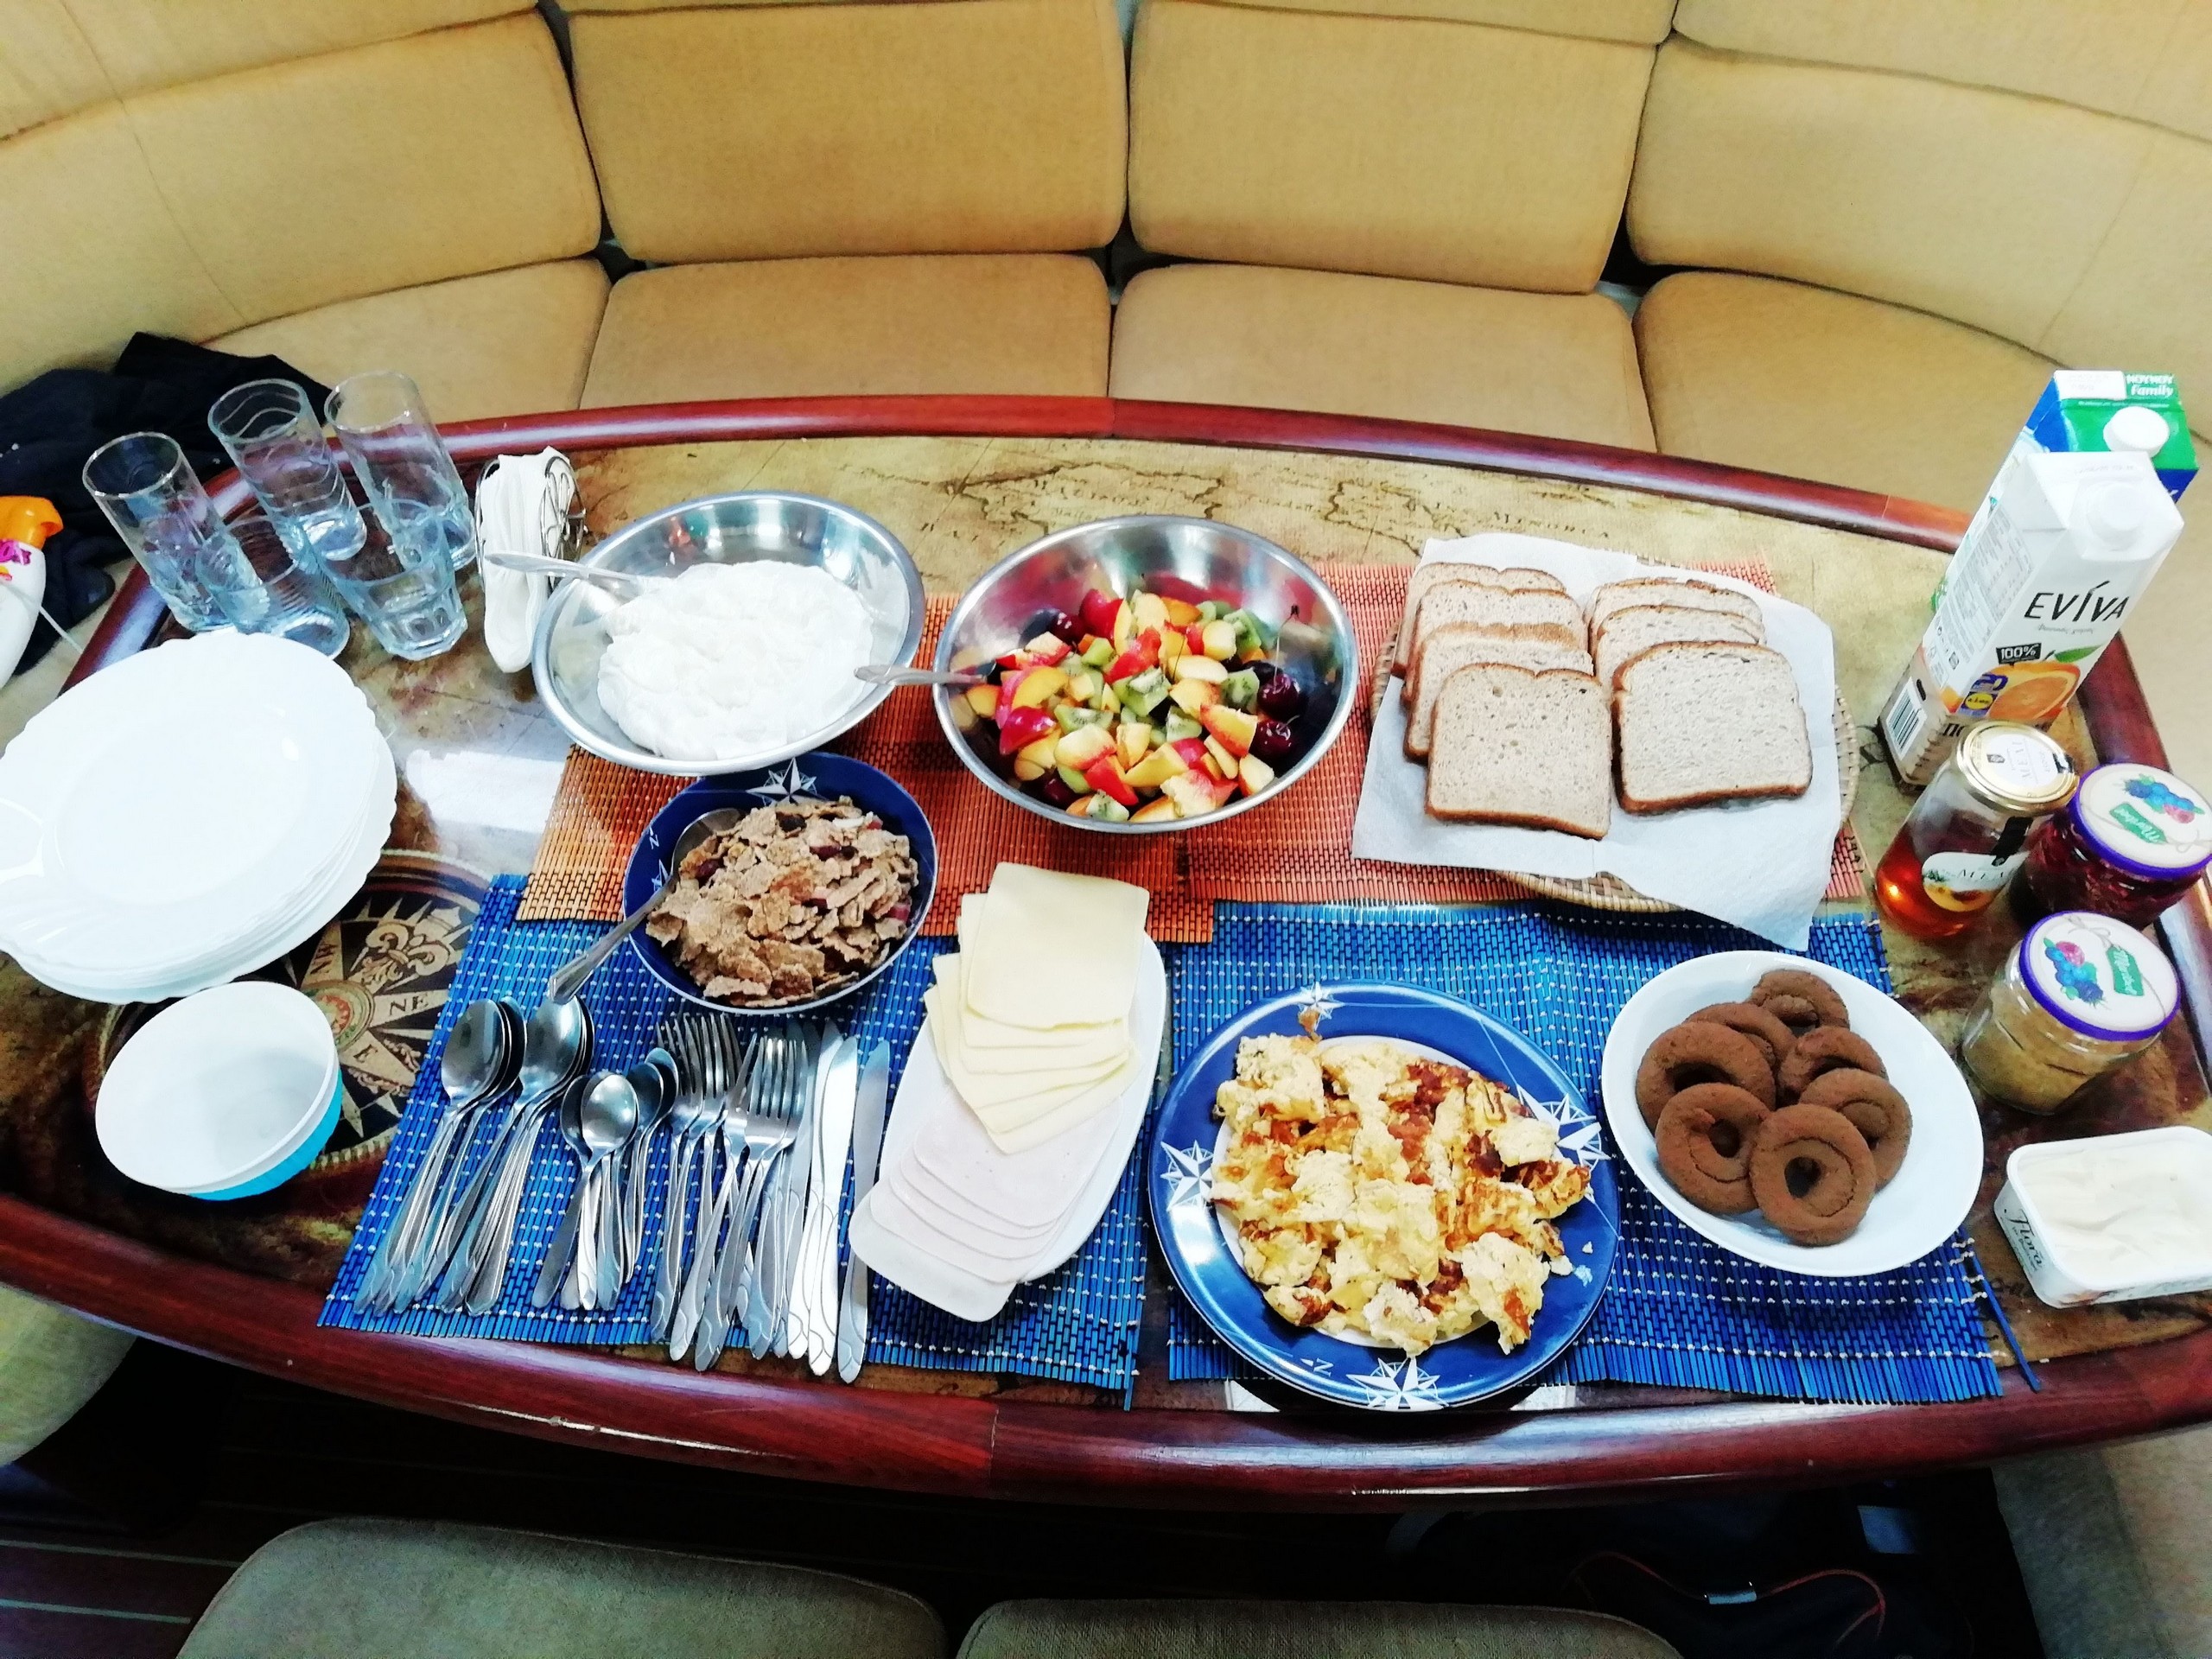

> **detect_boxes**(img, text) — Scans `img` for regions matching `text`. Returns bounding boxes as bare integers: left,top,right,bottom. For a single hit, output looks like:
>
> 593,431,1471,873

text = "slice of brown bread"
1426,664,1612,839
1592,603,1763,689
1587,577,1764,635
1404,623,1594,758
1408,585,1584,681
1391,563,1568,674
1402,617,1585,707
1615,642,1812,813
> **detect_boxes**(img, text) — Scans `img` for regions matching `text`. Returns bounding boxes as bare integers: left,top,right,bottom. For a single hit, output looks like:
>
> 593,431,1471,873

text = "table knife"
798,1034,861,1372
836,1042,891,1384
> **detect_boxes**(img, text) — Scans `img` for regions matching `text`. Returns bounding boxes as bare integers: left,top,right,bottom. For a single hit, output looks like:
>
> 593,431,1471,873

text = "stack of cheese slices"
848,864,1166,1320
1392,564,1811,839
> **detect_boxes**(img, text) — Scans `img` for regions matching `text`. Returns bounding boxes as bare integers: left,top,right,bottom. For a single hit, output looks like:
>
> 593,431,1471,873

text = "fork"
695,1024,808,1370
649,1020,715,1337
690,1031,778,1366
664,1020,734,1356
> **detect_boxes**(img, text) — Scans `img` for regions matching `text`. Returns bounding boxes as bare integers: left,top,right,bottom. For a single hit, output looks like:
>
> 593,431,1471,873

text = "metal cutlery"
750,1023,830,1361
791,1033,860,1370
698,1021,810,1370
836,1042,891,1383
531,1080,595,1308
652,1020,725,1339
668,1020,741,1358
580,1071,640,1310
543,810,747,1007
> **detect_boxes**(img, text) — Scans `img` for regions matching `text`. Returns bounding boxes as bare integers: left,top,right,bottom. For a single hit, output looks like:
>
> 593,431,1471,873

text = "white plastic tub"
1994,1126,2212,1306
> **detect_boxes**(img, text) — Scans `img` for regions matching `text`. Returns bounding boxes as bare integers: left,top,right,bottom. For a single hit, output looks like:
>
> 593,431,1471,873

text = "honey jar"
1959,912,2178,1113
2011,762,2212,928
1874,723,2078,941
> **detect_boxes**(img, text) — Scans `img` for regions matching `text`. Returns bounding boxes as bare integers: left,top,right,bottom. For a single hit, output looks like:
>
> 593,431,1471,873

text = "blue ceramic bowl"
194,1070,346,1200
1149,982,1618,1410
622,753,938,1014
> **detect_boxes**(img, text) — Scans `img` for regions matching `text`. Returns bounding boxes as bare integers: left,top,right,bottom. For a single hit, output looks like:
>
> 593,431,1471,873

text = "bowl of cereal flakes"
622,753,937,1014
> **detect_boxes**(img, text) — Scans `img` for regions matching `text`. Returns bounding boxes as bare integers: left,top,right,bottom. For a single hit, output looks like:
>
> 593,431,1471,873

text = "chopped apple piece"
1167,678,1220,715
1124,747,1188,790
1161,596,1202,627
1204,735,1237,777
1158,628,1186,673
1109,601,1135,650
1012,736,1059,782
1132,592,1169,632
1054,724,1116,771
1169,736,1211,768
1161,770,1234,817
996,704,1055,755
1083,756,1140,808
1023,632,1071,665
1011,666,1067,709
1129,796,1181,823
1175,655,1229,685
1237,753,1276,796
1200,619,1238,659
965,683,1000,719
1116,721,1152,770
1079,589,1122,639
1065,793,1098,817
1199,704,1260,757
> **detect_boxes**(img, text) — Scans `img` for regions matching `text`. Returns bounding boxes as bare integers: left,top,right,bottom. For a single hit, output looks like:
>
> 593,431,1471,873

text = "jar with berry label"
1873,723,2078,941
2011,763,2212,929
1960,912,2178,1112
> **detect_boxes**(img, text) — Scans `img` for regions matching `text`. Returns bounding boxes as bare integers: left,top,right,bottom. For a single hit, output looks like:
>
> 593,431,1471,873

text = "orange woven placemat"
518,559,1866,932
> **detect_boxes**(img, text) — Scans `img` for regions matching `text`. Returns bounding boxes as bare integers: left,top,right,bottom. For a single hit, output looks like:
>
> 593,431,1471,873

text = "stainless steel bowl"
931,517,1357,835
531,492,924,777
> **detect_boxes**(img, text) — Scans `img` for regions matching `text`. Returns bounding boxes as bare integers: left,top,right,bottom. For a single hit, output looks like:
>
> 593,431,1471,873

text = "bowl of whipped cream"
531,492,924,776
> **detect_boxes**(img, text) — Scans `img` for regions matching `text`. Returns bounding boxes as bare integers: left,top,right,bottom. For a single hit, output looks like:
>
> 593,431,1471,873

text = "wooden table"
3,395,2209,1510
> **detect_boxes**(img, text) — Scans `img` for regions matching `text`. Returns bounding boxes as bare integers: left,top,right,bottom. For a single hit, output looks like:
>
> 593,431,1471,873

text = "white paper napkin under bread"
1348,532,1842,949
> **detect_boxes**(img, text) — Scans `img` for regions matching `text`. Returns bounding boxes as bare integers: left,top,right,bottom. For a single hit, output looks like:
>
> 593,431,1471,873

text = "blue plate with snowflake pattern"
1148,982,1617,1411
621,753,937,1014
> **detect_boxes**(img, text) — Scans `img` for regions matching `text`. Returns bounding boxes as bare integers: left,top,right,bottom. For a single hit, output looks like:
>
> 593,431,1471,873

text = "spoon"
532,1077,595,1309
854,664,987,689
354,998,511,1308
581,1071,642,1309
544,810,750,1004
479,550,651,599
620,1054,674,1279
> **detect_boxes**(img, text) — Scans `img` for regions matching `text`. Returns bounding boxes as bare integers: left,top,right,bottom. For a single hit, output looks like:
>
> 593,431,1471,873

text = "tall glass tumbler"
202,511,350,657
81,433,237,632
326,372,477,572
323,500,466,661
207,378,367,574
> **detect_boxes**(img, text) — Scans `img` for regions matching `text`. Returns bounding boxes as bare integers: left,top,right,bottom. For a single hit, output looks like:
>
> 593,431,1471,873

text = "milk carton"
1882,448,2185,784
2021,371,2196,504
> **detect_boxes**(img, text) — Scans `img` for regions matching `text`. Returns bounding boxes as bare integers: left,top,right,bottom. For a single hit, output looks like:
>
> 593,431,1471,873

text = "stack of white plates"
0,632,394,1004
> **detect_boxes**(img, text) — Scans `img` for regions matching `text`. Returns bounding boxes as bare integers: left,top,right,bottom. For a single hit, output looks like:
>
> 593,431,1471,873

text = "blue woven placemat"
1162,902,2003,1405
320,878,1148,1392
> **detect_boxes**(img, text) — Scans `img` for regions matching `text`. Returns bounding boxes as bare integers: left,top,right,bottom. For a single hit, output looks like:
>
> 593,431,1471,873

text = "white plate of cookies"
1599,951,1981,1276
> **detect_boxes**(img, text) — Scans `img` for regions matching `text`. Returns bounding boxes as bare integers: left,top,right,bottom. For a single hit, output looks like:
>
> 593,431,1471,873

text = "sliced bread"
1408,584,1584,678
1404,623,1594,758
1615,643,1812,813
1587,576,1763,635
1592,603,1763,689
1391,563,1568,674
1426,664,1612,839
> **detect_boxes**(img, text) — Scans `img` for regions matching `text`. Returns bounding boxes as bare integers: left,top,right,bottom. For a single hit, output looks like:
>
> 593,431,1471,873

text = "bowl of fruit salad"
932,517,1357,832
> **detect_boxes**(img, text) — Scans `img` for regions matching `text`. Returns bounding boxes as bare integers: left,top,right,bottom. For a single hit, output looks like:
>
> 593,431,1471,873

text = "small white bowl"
97,982,340,1200
1599,950,1983,1276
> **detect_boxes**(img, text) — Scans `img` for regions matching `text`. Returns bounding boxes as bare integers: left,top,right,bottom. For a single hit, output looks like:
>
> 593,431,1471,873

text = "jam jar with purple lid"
1960,911,2179,1113
2011,763,2212,928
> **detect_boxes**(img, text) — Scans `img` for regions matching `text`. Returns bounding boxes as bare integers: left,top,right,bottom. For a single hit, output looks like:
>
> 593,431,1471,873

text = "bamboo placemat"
519,560,1866,931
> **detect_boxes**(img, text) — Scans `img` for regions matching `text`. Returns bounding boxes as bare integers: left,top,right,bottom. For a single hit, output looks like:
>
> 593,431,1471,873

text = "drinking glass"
207,378,368,575
201,511,350,657
326,372,477,571
80,433,237,632
323,499,466,661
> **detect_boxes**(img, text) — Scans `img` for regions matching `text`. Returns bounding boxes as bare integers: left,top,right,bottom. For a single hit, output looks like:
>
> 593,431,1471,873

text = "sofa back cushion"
0,1,600,390
1630,4,2212,429
1128,0,1665,292
567,0,1126,264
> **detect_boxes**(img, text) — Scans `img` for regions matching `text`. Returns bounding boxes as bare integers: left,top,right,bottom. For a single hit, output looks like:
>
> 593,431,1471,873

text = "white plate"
849,935,1166,1321
1599,950,1982,1277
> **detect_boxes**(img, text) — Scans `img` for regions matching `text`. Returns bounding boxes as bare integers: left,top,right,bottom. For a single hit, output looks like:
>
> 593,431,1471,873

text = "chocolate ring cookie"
1799,1068,1912,1185
1687,1001,1796,1074
1777,1027,1888,1099
1636,1021,1777,1128
1654,1083,1770,1215
1749,1104,1878,1245
1749,969,1851,1037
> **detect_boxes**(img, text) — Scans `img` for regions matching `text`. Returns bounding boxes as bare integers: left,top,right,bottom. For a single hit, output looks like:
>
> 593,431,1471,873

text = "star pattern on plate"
1521,1081,1609,1166
1296,982,1343,1027
1160,1141,1216,1211
749,759,820,802
1349,1354,1445,1412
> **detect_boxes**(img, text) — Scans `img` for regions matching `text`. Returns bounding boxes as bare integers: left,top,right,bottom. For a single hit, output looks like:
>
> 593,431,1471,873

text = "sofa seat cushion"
957,1599,1680,1658
179,1518,945,1658
1632,270,2056,513
1109,263,1655,449
0,1287,132,1466
212,259,610,423
582,254,1111,406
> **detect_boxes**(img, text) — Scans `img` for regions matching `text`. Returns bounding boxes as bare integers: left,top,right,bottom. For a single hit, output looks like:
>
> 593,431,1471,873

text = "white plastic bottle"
0,498,60,683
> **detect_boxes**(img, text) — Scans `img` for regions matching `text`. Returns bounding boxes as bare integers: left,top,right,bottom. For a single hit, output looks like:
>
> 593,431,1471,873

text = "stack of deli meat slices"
1395,566,1812,837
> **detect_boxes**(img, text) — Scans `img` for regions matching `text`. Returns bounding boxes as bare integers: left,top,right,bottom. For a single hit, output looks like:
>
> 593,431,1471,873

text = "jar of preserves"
1960,912,2178,1113
2011,762,2212,928
1874,723,2078,941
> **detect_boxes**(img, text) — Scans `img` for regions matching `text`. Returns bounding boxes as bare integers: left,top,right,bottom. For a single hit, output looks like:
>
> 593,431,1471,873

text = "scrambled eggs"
1210,1035,1592,1355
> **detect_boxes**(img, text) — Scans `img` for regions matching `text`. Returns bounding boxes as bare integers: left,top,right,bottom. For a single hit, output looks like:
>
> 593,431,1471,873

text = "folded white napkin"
475,449,575,672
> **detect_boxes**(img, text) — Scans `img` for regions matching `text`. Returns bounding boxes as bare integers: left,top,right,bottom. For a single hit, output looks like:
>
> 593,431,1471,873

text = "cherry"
1255,671,1305,720
1042,609,1084,646
1249,717,1297,766
1038,775,1079,809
